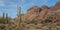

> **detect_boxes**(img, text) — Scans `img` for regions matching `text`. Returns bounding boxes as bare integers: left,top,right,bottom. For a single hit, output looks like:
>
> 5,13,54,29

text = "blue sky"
0,0,60,18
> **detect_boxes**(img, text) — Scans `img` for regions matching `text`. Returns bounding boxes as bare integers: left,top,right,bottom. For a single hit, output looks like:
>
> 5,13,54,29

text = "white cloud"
0,0,5,6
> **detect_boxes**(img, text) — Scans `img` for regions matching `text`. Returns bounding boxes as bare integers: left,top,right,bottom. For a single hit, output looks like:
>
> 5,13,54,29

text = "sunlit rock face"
24,6,42,21
41,5,49,9
24,2,60,21
55,2,60,7
50,2,60,11
25,5,50,21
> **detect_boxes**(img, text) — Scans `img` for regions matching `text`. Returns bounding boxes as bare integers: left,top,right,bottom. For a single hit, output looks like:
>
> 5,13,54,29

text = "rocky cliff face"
23,2,60,30
25,6,41,21
24,2,60,22
50,2,60,11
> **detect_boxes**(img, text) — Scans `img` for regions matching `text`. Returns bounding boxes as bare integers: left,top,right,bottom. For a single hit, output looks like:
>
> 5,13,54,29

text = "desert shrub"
0,17,10,24
44,16,52,23
21,22,27,27
29,26,36,30
30,19,38,25
29,24,36,30
0,25,5,30
56,26,60,30
57,23,60,26
41,25,52,30
56,23,60,30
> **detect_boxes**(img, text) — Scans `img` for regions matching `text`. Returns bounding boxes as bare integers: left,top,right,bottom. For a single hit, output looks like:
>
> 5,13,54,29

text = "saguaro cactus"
6,13,8,24
3,12,5,19
17,5,22,30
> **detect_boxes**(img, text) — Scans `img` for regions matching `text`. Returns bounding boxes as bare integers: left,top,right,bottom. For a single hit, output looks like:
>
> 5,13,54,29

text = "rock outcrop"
24,2,60,22
22,2,60,30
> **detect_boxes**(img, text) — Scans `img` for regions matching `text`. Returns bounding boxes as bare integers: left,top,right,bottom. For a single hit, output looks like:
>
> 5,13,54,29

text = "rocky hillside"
21,2,60,30
24,2,60,22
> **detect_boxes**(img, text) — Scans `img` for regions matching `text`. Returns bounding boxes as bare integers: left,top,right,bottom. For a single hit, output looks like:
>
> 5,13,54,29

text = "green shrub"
0,17,9,24
44,16,52,23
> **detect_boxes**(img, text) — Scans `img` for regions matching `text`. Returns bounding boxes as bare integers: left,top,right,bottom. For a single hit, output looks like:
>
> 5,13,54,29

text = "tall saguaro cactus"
3,12,5,19
6,13,8,24
6,13,8,18
17,5,22,30
17,5,20,17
